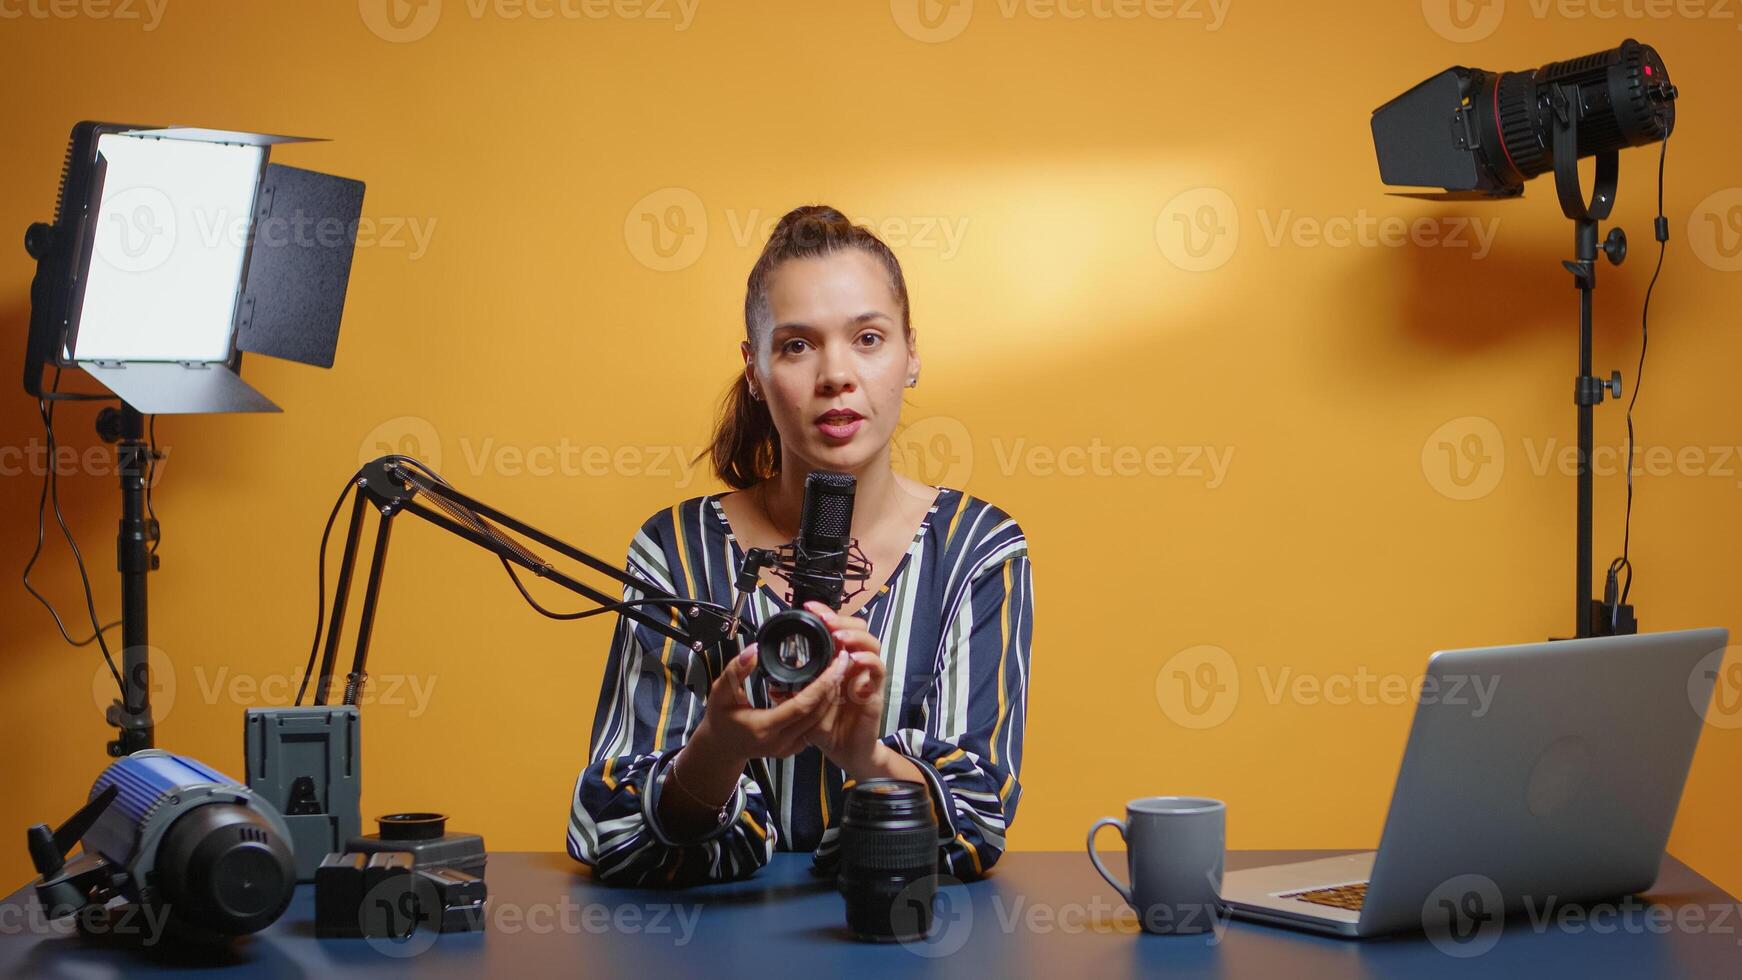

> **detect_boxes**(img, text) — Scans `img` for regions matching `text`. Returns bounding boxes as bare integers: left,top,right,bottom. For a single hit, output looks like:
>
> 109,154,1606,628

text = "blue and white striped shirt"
567,487,1034,886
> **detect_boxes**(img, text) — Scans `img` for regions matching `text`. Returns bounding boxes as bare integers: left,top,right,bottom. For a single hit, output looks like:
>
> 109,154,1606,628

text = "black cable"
1608,136,1669,627
21,368,124,695
294,477,360,707
146,415,160,555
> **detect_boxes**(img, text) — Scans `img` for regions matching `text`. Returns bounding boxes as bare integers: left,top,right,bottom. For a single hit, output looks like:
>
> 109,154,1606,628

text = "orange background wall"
1,0,1738,896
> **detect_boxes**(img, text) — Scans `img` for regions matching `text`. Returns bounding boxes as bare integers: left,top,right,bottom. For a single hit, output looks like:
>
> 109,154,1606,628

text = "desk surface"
3,850,1738,978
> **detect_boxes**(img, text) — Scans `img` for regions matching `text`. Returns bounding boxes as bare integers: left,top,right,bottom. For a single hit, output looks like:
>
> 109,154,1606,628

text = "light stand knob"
1603,227,1628,265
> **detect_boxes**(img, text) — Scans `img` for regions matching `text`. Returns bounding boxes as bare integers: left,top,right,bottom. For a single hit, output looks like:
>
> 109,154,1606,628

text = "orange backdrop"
1,0,1738,897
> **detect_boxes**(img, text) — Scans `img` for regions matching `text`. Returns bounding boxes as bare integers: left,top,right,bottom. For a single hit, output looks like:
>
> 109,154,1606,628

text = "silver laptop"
1222,627,1729,938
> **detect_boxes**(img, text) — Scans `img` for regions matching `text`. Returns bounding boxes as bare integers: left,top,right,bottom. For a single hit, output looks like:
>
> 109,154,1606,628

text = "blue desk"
3,850,1738,977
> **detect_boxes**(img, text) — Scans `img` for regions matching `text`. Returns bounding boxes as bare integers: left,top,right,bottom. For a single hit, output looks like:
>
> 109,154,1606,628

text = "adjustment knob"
1603,227,1628,265
1607,371,1623,399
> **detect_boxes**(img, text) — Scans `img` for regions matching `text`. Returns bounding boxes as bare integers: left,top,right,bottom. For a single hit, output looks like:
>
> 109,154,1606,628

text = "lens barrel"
837,779,939,943
1473,39,1675,187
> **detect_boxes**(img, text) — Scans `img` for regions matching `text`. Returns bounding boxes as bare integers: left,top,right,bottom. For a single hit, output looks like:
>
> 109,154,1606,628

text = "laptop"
1222,627,1730,938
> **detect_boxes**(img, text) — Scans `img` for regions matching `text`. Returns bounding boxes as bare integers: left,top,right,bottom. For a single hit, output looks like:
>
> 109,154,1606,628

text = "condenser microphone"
788,470,857,610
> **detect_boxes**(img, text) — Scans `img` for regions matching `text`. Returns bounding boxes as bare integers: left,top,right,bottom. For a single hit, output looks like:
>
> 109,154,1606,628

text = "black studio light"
1371,40,1681,640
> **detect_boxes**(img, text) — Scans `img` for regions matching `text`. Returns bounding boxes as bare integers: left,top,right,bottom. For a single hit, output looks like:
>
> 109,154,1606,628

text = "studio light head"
24,121,365,413
1371,39,1676,201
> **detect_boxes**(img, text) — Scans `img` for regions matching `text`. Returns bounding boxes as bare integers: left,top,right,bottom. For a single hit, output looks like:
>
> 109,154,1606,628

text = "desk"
2,850,1738,978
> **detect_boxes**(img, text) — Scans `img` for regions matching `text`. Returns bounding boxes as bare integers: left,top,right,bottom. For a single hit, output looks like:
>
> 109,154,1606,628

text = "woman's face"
744,248,919,475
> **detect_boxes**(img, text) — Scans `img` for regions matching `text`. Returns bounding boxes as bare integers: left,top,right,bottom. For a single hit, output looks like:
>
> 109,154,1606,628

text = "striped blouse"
566,486,1034,887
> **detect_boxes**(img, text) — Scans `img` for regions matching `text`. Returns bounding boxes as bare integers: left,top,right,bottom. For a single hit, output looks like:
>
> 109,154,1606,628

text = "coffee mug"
1087,796,1226,935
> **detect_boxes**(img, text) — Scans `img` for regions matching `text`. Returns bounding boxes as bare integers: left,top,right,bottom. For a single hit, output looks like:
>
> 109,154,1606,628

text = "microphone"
738,471,871,689
787,470,857,610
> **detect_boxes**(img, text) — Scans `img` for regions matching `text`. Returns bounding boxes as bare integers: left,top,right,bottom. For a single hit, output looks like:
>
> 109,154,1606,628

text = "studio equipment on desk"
1371,39,1678,639
837,779,940,943
22,121,364,755
731,470,872,690
243,705,362,882
315,813,487,939
25,751,297,945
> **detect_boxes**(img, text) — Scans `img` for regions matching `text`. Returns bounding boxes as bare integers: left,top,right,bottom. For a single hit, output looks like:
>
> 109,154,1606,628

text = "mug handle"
1086,817,1132,904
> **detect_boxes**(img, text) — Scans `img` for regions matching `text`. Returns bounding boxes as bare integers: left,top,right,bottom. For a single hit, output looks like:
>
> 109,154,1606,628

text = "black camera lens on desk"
837,779,939,943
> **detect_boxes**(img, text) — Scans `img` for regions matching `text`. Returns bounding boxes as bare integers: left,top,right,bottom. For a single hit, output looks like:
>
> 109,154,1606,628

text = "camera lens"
756,609,835,688
837,779,939,943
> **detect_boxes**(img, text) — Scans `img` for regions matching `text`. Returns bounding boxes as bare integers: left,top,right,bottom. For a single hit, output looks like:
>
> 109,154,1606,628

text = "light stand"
22,121,366,755
309,457,749,707
1548,83,1637,639
100,403,160,754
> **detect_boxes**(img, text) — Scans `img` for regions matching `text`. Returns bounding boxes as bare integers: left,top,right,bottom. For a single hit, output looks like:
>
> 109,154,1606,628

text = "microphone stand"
311,456,749,706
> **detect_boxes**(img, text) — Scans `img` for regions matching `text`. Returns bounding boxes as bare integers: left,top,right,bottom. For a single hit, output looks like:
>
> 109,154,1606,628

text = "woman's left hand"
789,601,890,778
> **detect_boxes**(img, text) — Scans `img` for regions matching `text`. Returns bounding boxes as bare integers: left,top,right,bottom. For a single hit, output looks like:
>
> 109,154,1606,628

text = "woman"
567,205,1034,887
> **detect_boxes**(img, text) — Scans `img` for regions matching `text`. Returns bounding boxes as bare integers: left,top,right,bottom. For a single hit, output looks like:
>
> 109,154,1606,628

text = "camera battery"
415,867,488,933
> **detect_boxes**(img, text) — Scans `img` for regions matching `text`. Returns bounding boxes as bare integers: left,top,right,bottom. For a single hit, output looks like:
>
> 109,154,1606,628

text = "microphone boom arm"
311,456,749,706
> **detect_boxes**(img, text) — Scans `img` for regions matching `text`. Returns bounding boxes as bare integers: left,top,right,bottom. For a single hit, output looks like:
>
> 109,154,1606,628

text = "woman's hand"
793,601,925,786
692,642,848,765
663,642,850,835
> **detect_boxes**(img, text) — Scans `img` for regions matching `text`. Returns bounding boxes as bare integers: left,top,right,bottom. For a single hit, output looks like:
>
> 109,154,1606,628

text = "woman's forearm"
659,721,748,837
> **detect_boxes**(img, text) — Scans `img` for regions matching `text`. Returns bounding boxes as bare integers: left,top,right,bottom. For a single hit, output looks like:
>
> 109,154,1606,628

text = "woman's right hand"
690,644,848,765
663,644,850,832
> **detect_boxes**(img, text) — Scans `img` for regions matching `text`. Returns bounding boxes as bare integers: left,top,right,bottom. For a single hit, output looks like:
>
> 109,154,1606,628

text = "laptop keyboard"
1280,882,1368,911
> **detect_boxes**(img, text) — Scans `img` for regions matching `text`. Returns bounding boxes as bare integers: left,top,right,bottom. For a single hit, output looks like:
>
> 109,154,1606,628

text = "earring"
906,377,918,388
